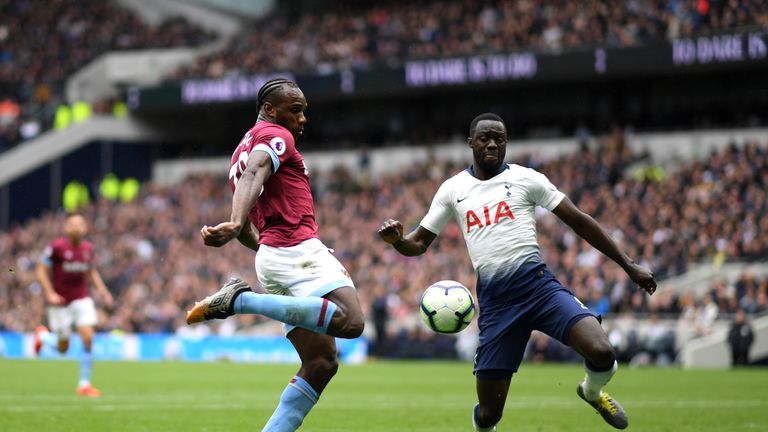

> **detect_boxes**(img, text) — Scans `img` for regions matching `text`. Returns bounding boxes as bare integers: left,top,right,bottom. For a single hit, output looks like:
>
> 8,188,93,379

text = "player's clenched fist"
378,219,404,244
201,222,241,247
626,262,657,295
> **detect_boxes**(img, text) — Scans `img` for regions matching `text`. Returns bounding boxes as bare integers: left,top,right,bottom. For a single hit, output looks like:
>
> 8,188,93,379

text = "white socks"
580,360,618,401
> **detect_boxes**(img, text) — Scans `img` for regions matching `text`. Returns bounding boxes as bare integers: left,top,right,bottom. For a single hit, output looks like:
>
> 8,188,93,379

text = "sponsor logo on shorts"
210,296,225,307
286,310,299,325
573,296,588,310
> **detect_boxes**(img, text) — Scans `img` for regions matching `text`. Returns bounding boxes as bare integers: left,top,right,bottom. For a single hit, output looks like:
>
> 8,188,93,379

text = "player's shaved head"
257,78,300,111
469,113,505,137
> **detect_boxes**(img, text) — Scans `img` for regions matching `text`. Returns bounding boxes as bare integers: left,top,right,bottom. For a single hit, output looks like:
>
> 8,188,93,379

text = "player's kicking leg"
35,305,70,355
33,325,58,355
260,328,337,432
186,280,364,339
473,378,510,431
568,316,628,429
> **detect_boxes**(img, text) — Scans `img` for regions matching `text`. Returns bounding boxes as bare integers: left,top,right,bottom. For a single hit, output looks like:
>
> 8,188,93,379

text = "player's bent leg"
567,316,615,368
75,325,100,397
262,328,338,432
187,279,363,339
323,287,364,339
46,306,72,355
57,337,69,354
34,326,58,355
289,328,339,394
473,375,510,431
567,316,627,429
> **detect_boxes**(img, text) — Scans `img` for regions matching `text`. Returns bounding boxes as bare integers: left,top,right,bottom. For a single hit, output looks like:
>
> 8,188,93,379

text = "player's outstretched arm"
552,196,657,295
201,151,272,247
378,219,437,257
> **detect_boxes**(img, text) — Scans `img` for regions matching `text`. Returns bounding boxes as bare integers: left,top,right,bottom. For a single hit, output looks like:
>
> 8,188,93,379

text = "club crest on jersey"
466,201,516,233
270,137,286,156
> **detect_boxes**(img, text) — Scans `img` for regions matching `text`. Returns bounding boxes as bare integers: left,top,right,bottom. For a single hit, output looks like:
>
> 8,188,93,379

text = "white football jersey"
420,164,565,280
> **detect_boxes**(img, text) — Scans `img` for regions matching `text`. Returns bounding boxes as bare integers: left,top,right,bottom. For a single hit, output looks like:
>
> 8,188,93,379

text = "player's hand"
46,292,65,305
626,263,657,295
378,219,404,244
201,222,241,247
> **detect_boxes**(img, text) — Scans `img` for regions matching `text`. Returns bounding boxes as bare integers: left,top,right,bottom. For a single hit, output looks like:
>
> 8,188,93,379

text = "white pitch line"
1,399,765,413
1,403,258,412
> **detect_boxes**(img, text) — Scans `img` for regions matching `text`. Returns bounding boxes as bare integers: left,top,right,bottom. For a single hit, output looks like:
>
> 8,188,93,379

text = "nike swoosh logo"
457,196,469,203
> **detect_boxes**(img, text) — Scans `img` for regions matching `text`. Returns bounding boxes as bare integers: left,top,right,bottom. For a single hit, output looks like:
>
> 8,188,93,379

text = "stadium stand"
168,0,768,80
0,0,213,153
2,136,766,362
2,0,768,366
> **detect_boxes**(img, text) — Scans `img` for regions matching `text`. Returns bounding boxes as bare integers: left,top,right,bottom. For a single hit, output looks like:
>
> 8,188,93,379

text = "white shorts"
256,238,355,298
47,297,97,338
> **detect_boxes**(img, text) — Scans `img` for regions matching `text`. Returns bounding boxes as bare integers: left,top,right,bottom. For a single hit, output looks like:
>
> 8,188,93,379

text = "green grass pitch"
1,359,766,431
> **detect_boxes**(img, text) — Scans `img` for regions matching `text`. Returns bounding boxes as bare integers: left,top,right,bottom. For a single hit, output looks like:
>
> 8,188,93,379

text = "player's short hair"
257,78,299,111
469,113,506,137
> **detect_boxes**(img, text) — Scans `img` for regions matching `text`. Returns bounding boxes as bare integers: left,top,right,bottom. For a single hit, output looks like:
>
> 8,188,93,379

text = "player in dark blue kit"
379,113,657,430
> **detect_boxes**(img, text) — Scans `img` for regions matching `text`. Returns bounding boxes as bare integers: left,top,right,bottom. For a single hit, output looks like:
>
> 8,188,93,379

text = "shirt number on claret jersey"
229,133,253,188
229,149,249,188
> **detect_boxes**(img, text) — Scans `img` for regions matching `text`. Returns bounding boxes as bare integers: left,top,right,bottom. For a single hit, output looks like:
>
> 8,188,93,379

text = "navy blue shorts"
473,264,594,380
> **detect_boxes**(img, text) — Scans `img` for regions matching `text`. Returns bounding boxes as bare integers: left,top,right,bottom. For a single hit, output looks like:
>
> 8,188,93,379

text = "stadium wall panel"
0,332,367,364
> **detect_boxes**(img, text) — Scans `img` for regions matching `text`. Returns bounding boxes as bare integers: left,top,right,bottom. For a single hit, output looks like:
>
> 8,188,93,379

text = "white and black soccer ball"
419,280,476,334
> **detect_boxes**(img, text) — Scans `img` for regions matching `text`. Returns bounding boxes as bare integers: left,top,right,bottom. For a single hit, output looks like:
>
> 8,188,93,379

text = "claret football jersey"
40,237,93,304
228,122,318,247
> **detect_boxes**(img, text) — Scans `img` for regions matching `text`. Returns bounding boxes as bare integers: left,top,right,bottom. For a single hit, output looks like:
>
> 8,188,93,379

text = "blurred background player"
34,213,114,397
379,113,657,431
186,78,364,432
728,309,754,366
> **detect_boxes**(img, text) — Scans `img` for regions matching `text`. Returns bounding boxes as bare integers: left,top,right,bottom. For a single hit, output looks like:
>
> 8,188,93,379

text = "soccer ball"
419,280,476,334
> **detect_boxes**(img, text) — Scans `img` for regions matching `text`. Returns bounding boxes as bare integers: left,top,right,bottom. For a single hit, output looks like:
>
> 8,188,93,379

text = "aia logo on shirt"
466,201,515,233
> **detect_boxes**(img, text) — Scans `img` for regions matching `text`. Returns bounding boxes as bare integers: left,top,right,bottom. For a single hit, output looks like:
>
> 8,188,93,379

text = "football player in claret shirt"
186,78,364,432
379,113,657,431
35,213,113,397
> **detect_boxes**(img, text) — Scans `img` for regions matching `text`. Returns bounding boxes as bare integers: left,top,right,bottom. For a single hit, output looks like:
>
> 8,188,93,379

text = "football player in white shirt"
379,113,656,431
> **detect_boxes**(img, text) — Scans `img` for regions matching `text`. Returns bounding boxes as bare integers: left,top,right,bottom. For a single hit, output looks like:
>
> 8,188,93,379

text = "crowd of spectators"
170,0,768,80
530,268,768,366
0,0,213,153
4,0,767,153
1,136,767,361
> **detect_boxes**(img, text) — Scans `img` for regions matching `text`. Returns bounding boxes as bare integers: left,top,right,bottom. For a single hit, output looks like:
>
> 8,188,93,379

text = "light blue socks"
41,331,58,350
262,376,319,432
234,292,337,333
78,351,93,387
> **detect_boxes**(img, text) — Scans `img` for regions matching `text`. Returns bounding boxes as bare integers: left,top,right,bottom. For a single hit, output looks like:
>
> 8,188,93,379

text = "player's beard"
473,147,505,175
